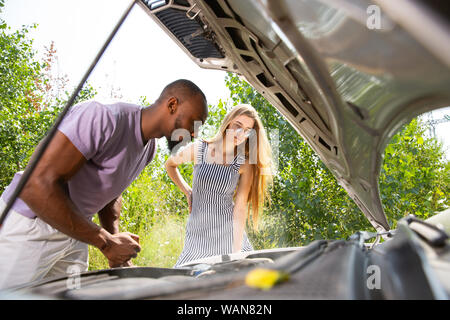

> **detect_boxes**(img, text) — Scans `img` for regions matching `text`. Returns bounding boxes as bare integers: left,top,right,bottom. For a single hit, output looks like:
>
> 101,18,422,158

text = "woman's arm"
232,161,254,252
164,141,197,212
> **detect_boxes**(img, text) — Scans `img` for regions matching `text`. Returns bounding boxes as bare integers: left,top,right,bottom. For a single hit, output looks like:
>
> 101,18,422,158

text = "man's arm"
20,131,140,267
98,195,137,267
98,196,122,235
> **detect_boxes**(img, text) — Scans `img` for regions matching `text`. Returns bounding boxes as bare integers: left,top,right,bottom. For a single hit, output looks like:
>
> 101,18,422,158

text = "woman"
165,104,273,267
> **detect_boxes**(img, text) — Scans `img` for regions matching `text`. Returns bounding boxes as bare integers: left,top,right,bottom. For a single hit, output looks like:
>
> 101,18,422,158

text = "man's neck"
140,104,164,144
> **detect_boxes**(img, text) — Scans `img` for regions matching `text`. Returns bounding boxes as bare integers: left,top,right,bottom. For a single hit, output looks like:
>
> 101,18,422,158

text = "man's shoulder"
72,100,141,113
108,101,142,110
69,101,144,128
72,100,105,110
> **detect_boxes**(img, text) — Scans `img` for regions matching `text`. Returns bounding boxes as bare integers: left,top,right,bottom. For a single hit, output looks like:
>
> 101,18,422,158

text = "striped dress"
174,140,253,267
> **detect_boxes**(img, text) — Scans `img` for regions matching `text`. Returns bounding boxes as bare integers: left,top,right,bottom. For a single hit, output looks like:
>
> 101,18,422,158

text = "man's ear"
167,97,178,114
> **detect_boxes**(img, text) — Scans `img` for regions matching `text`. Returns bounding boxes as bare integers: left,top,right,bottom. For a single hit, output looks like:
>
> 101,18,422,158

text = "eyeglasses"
229,122,254,138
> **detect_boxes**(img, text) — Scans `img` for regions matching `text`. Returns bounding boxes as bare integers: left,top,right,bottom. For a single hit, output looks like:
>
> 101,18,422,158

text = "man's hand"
119,260,135,268
98,197,137,267
100,232,141,268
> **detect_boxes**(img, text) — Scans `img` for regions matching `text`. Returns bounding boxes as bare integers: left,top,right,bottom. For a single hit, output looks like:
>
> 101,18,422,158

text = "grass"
87,154,193,271
88,213,187,270
131,214,187,268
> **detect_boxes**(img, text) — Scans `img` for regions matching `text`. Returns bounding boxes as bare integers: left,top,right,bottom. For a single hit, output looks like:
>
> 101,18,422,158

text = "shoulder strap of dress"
232,152,246,170
197,140,207,164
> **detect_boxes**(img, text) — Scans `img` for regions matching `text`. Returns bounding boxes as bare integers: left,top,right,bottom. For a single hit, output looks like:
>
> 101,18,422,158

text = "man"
0,79,208,289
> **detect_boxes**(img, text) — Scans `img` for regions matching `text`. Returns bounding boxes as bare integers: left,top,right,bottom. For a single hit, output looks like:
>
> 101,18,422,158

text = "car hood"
139,0,450,232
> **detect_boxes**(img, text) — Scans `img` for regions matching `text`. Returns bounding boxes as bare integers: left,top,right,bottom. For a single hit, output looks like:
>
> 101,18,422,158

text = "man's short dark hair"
160,79,206,104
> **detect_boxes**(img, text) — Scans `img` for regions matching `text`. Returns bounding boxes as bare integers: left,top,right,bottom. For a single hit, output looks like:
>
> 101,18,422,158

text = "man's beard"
166,137,181,152
166,116,184,152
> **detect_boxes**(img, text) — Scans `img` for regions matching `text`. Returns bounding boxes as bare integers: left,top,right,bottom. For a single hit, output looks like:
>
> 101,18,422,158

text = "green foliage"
380,118,450,226
0,15,96,191
90,211,187,269
120,150,190,235
225,72,450,248
0,21,43,189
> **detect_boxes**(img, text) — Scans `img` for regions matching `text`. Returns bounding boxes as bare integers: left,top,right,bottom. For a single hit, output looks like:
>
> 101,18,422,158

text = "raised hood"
139,0,450,232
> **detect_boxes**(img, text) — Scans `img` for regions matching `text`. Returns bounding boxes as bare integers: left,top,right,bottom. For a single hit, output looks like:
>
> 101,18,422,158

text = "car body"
2,0,450,299
4,210,450,299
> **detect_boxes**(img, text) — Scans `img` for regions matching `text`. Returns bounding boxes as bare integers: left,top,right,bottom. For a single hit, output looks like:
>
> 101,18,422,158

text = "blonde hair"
205,104,273,229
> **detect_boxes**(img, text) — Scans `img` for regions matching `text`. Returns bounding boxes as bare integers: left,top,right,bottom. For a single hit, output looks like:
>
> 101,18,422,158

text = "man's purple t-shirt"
1,101,157,219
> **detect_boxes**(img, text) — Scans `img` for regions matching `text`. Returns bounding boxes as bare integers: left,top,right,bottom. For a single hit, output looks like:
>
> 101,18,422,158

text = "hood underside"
139,0,450,232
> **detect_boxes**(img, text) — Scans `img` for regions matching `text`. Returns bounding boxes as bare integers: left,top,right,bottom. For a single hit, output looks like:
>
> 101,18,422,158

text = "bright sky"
2,0,449,157
1,0,230,105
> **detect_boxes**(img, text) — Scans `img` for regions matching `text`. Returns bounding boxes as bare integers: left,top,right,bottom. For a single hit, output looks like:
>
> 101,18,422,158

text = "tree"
380,118,450,225
0,4,96,191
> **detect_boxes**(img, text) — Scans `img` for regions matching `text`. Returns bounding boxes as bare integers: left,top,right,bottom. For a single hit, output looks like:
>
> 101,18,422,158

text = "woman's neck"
209,139,236,164
221,137,236,155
